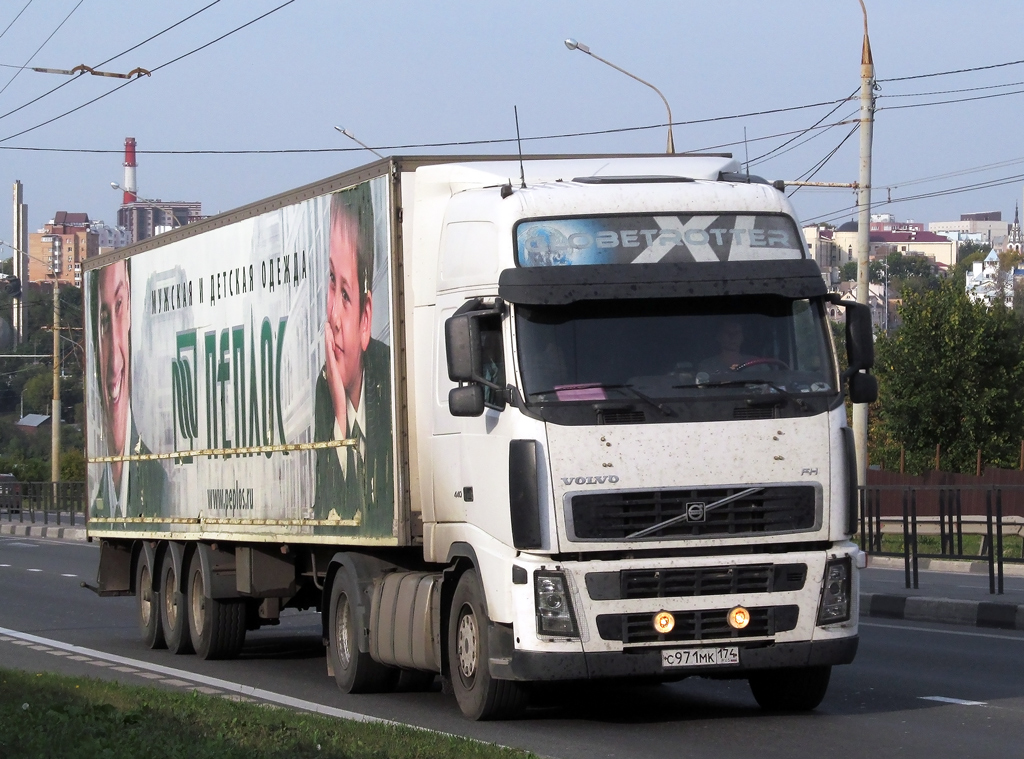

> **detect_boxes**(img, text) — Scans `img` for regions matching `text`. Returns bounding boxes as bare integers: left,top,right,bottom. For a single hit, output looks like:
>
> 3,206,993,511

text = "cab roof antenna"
514,105,527,189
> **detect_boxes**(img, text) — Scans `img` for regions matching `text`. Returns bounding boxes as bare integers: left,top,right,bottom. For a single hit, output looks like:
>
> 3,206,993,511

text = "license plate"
661,646,740,668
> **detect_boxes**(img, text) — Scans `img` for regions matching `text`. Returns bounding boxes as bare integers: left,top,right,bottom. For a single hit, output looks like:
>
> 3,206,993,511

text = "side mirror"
449,385,485,417
845,302,874,373
848,372,878,404
445,313,480,382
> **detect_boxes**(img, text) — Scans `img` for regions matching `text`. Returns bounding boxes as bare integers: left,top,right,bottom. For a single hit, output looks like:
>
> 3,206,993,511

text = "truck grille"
585,564,807,600
596,605,799,644
568,486,816,541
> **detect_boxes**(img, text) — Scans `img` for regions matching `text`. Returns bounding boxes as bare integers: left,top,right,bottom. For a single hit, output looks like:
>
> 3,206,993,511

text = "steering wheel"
733,357,790,371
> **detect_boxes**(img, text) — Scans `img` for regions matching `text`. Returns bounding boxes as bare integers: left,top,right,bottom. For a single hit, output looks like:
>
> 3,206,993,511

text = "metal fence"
0,482,87,527
858,484,1024,595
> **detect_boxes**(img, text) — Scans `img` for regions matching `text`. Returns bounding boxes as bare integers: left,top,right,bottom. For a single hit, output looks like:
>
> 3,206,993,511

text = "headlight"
534,570,579,637
816,557,852,625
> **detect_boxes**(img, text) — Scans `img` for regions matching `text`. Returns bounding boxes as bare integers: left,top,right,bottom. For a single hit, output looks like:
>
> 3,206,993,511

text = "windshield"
515,296,836,404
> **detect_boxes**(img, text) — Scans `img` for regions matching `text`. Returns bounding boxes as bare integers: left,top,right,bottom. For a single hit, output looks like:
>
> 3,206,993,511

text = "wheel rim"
456,604,478,683
190,568,206,638
164,566,178,630
334,593,352,668
139,564,152,628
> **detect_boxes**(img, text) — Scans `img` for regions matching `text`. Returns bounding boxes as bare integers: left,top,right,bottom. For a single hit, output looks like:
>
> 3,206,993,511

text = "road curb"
868,554,1024,577
861,592,1024,631
0,523,87,541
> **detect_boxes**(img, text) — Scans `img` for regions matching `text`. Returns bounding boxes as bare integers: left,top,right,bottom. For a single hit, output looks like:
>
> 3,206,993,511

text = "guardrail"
858,484,1024,595
0,482,87,527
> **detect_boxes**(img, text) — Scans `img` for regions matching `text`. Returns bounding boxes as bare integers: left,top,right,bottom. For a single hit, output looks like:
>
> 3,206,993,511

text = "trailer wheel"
328,569,398,693
160,556,193,655
448,569,526,720
748,665,832,711
136,553,165,649
186,553,246,660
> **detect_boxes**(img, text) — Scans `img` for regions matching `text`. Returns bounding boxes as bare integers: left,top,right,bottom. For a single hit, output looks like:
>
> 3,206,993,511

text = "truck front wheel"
186,553,246,660
135,553,165,649
448,570,526,720
748,665,831,711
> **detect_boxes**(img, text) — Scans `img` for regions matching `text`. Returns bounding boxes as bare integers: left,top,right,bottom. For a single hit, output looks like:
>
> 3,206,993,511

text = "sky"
2,0,1024,255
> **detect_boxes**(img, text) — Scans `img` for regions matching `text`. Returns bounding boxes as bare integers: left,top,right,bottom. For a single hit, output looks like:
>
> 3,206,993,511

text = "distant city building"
90,220,130,251
28,212,98,286
1006,205,1022,253
965,250,1013,308
117,200,203,245
928,211,1008,249
832,221,957,267
869,213,923,233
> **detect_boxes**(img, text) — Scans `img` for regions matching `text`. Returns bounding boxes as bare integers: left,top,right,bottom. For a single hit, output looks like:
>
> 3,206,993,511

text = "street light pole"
853,0,875,493
51,279,60,483
564,39,675,154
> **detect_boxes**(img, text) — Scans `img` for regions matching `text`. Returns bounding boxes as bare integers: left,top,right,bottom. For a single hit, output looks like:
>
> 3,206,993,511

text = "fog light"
728,606,751,629
817,557,852,625
653,611,675,634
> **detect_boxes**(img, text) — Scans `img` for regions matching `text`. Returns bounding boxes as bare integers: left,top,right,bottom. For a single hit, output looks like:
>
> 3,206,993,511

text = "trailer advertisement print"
84,176,398,542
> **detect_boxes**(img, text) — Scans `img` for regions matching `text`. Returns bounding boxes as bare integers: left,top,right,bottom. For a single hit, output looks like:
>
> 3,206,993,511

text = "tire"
327,569,399,693
186,552,246,660
160,556,193,655
448,570,526,720
135,553,166,649
748,666,832,712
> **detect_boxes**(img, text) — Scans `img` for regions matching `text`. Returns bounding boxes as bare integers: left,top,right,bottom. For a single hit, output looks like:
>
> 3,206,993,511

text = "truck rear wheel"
748,665,831,711
448,569,526,720
328,569,399,693
187,553,246,660
136,553,165,649
160,557,193,655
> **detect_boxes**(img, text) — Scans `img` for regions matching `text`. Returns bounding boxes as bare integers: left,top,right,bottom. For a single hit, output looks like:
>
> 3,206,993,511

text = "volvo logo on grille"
562,475,620,486
685,502,707,522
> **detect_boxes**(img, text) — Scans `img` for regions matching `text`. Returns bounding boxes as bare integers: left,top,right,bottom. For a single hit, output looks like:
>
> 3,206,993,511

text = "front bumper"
490,635,858,681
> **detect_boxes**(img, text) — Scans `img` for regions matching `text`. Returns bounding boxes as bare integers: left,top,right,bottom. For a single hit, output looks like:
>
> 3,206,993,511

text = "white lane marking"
161,678,194,687
26,569,42,572
11,640,32,646
136,672,163,680
0,564,10,567
0,625,406,728
46,650,71,657
861,622,1024,642
28,645,49,650
61,574,77,578
67,655,90,661
920,696,987,706
111,666,138,673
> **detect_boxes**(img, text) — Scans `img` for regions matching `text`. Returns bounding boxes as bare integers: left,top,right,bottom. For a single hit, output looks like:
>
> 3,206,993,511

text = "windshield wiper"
627,487,765,539
527,383,675,417
673,379,808,411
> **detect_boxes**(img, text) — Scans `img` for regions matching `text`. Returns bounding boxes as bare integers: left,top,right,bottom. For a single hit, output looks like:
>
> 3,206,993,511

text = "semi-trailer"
84,153,877,719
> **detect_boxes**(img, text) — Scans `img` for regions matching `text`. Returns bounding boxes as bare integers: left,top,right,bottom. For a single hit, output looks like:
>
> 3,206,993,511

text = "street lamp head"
333,125,351,138
110,182,120,190
564,38,589,53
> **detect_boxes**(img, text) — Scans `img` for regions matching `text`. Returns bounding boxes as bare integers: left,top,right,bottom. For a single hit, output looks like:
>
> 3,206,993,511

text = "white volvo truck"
84,154,877,719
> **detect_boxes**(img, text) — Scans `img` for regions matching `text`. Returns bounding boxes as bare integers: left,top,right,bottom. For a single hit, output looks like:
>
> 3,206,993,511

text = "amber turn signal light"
653,611,675,634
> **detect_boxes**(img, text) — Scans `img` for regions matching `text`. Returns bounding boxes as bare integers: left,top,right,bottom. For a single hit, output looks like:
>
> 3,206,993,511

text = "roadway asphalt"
2,534,1023,759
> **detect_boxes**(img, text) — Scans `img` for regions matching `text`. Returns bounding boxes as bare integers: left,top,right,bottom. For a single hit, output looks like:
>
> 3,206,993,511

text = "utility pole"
11,181,27,344
51,280,60,483
853,0,875,491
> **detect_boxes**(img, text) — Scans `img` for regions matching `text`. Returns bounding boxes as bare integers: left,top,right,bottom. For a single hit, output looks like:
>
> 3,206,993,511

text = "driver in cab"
699,318,754,373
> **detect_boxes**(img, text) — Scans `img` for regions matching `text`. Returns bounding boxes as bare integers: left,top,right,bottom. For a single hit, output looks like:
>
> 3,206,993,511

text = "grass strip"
0,667,537,759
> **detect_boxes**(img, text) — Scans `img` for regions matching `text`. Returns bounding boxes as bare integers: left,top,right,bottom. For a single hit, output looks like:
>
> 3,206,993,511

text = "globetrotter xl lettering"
171,315,289,460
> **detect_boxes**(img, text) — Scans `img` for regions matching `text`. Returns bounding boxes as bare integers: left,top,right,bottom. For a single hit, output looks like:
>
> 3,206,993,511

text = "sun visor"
498,260,828,305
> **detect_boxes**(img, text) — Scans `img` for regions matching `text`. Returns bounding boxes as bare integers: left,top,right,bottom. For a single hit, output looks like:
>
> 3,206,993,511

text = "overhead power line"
0,0,35,44
0,0,298,145
877,57,1024,83
0,0,84,99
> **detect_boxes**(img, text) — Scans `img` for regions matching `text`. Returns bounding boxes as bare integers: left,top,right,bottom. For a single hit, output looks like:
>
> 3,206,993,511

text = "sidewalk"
860,556,1024,631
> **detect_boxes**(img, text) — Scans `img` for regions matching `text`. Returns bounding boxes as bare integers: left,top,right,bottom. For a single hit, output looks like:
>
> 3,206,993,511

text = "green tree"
871,279,1024,473
60,447,85,481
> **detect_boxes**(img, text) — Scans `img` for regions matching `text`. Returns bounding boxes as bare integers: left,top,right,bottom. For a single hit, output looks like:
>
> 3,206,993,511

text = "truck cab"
407,156,875,717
